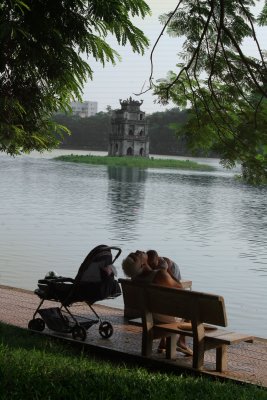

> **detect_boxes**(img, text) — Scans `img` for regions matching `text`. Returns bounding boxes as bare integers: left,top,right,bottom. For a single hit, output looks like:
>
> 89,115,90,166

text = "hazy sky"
82,0,267,115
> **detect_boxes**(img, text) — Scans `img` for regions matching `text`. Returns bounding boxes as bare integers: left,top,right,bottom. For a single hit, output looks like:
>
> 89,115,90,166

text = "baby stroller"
28,245,122,341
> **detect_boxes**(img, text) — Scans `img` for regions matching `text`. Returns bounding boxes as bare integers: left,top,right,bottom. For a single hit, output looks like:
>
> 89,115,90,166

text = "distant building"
108,97,149,157
70,101,98,118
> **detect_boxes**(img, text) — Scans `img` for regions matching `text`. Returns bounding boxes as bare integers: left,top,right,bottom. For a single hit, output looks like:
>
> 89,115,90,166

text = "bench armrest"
180,280,192,289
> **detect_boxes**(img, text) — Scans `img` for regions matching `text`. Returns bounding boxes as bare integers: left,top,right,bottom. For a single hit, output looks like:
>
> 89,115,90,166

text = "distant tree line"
147,108,188,155
54,112,110,151
53,108,213,156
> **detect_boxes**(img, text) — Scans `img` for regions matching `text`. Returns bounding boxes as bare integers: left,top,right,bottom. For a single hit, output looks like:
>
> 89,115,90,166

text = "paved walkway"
0,285,267,388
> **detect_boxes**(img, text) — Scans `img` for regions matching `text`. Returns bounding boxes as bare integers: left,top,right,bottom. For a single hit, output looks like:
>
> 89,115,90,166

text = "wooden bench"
119,278,254,372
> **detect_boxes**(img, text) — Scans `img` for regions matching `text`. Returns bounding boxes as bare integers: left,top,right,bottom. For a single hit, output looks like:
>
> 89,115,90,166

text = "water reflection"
107,166,147,241
147,170,267,277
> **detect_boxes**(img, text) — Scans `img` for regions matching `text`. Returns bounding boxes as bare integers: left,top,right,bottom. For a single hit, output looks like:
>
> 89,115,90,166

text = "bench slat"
205,332,254,345
146,285,227,327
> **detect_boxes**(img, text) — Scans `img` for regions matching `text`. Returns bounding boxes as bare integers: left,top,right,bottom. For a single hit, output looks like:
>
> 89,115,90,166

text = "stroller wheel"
99,321,113,339
28,318,45,332
72,325,87,341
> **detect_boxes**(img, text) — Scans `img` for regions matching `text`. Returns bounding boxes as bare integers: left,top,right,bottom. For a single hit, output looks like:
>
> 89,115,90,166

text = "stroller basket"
38,307,98,333
28,245,122,341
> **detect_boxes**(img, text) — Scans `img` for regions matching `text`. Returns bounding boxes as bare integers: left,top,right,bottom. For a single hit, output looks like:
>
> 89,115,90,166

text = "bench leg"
193,341,205,369
216,345,227,372
141,313,154,356
166,335,176,360
192,323,205,370
142,332,153,356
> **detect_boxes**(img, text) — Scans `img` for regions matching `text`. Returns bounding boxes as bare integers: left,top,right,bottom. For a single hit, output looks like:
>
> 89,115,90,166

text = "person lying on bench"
122,250,193,356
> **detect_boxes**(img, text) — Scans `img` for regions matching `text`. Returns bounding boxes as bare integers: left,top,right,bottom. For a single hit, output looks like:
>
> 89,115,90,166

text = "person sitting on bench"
122,250,193,356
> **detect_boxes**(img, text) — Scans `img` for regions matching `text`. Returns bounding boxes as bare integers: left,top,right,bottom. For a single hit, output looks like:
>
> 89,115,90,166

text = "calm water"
0,151,266,337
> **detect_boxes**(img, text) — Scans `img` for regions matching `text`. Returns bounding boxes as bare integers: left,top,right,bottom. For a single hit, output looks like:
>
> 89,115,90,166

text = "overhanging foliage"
0,0,150,154
144,0,267,183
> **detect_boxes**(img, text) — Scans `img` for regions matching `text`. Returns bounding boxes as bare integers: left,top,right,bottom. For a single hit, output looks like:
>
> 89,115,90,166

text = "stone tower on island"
108,97,149,157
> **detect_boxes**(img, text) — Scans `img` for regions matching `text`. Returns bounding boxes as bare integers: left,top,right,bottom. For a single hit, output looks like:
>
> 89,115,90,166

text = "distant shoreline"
54,154,216,172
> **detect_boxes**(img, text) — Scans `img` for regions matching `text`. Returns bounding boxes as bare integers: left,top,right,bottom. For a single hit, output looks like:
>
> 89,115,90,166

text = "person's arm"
167,268,181,283
153,269,183,289
162,257,181,283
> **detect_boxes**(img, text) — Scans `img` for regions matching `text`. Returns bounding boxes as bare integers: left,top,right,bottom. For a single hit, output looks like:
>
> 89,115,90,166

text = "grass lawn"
0,323,266,400
54,154,216,172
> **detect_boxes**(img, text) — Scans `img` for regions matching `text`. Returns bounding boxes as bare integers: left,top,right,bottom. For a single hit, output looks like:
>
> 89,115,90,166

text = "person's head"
146,250,159,269
122,251,148,278
158,257,168,270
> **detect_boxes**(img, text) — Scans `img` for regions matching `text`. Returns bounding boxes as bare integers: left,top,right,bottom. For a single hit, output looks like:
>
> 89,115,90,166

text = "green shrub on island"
0,323,265,400
54,155,215,172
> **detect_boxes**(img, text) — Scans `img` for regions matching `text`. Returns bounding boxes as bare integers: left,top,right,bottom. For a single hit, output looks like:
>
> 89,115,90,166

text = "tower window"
129,125,134,135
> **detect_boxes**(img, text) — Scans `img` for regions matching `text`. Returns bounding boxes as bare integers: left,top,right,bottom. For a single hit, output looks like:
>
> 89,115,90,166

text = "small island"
54,154,216,172
54,98,216,173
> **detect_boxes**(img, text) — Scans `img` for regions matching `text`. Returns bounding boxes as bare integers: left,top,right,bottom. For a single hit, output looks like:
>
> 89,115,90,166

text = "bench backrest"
119,279,227,327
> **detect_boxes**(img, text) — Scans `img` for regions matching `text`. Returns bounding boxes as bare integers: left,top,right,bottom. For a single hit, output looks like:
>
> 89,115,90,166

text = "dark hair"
146,250,158,259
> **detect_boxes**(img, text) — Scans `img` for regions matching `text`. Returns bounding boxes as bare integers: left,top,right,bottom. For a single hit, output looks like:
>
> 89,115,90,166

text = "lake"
0,150,266,337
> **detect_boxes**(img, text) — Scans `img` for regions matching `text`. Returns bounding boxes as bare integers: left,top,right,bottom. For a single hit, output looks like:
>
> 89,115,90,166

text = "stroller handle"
88,245,122,265
108,246,122,264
